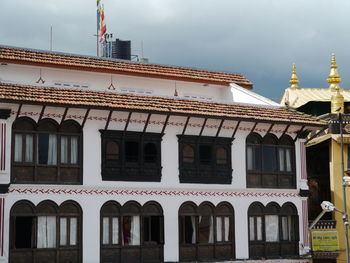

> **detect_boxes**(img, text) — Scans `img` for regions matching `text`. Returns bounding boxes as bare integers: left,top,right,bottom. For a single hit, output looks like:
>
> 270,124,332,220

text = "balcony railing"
309,220,337,229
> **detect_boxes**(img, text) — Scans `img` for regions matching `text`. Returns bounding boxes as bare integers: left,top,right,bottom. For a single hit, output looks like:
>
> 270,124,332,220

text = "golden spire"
289,63,300,89
327,53,342,91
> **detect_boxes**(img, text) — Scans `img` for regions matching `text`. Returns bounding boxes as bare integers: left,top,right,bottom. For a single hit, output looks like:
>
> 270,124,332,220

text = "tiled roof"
0,46,253,88
0,82,324,127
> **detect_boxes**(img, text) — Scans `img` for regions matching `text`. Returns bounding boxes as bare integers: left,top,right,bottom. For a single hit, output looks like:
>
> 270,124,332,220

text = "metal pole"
340,112,350,262
50,26,53,51
96,8,99,56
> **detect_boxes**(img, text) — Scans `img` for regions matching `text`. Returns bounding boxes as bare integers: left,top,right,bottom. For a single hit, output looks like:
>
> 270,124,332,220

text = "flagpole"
96,7,99,56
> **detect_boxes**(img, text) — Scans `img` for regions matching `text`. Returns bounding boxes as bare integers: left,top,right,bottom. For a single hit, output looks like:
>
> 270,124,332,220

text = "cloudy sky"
1,0,350,99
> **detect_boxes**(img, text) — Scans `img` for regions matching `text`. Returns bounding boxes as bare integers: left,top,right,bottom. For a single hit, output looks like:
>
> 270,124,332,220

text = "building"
0,45,324,263
280,55,350,263
102,38,131,60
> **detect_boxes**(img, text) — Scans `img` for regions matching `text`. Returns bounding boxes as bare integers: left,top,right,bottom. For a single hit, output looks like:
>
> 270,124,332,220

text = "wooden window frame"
248,202,299,259
100,201,164,263
10,200,82,263
178,135,233,184
179,201,235,262
246,133,296,189
12,117,83,184
100,130,163,182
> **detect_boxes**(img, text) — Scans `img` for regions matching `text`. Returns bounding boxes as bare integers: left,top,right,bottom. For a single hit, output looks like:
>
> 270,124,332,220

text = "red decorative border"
302,199,309,247
0,198,4,256
0,124,5,171
9,188,299,198
12,111,297,134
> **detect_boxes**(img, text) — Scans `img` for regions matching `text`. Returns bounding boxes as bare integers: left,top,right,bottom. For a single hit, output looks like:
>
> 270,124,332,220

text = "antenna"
141,40,144,59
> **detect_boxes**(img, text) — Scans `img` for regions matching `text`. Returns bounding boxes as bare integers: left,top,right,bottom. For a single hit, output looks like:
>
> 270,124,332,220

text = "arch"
10,200,35,216
281,202,298,215
37,118,59,132
142,201,163,215
101,201,121,215
60,119,82,133
122,201,142,215
279,135,294,146
179,201,197,215
248,202,264,215
216,202,234,215
36,200,59,215
198,202,215,215
246,132,262,144
263,133,278,145
12,117,36,131
59,200,82,215
265,202,280,214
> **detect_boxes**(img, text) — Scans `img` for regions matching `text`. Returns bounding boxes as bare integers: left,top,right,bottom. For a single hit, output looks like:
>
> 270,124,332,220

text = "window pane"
144,143,157,163
125,141,139,162
38,133,57,165
70,217,77,245
61,136,68,164
122,216,140,245
263,146,276,172
25,134,33,162
278,148,285,171
247,146,253,170
106,140,119,160
224,216,230,242
216,147,227,164
183,145,194,164
286,149,292,172
37,216,56,248
199,144,212,164
71,136,78,164
14,134,22,162
281,216,289,240
112,217,119,244
60,217,67,246
254,147,261,170
102,217,109,245
216,217,223,242
198,216,213,244
256,216,262,240
183,216,196,244
265,215,279,242
249,216,255,241
15,216,33,248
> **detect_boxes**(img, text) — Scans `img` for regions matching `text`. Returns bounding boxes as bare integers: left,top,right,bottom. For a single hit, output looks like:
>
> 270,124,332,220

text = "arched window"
179,201,235,262
248,202,299,259
246,133,295,189
100,201,164,263
10,200,82,263
216,147,228,165
106,140,120,161
183,144,195,164
12,117,82,184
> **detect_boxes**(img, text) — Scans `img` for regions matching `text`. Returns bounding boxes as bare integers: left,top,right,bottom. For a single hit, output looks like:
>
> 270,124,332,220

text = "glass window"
216,216,230,242
37,216,56,248
198,216,213,243
183,216,196,244
122,216,140,245
263,146,276,172
144,143,157,163
125,141,139,163
216,147,227,164
14,134,23,162
38,133,57,165
143,216,161,244
106,140,119,160
183,145,194,164
60,217,67,246
265,215,279,242
199,145,212,164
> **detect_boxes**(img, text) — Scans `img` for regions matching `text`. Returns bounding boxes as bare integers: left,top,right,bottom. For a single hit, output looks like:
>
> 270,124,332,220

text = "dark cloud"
1,0,350,99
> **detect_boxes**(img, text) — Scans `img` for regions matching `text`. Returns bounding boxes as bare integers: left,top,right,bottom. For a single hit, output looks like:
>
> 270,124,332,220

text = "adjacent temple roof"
0,45,253,88
0,82,324,127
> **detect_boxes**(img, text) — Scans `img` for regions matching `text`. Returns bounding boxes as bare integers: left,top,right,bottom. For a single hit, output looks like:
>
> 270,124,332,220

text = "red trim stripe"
0,198,4,256
2,124,6,171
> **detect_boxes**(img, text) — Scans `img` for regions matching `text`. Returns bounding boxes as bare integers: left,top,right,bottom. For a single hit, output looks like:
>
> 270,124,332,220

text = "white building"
0,45,324,263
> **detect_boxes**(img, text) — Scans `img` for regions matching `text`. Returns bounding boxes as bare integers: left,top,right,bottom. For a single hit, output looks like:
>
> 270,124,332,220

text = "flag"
97,3,107,43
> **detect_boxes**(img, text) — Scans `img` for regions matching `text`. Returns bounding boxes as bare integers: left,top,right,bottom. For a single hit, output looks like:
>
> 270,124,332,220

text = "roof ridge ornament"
289,63,300,89
327,53,342,91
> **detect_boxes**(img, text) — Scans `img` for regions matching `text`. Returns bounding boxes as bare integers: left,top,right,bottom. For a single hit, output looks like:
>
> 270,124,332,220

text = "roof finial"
327,53,342,91
289,63,300,89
